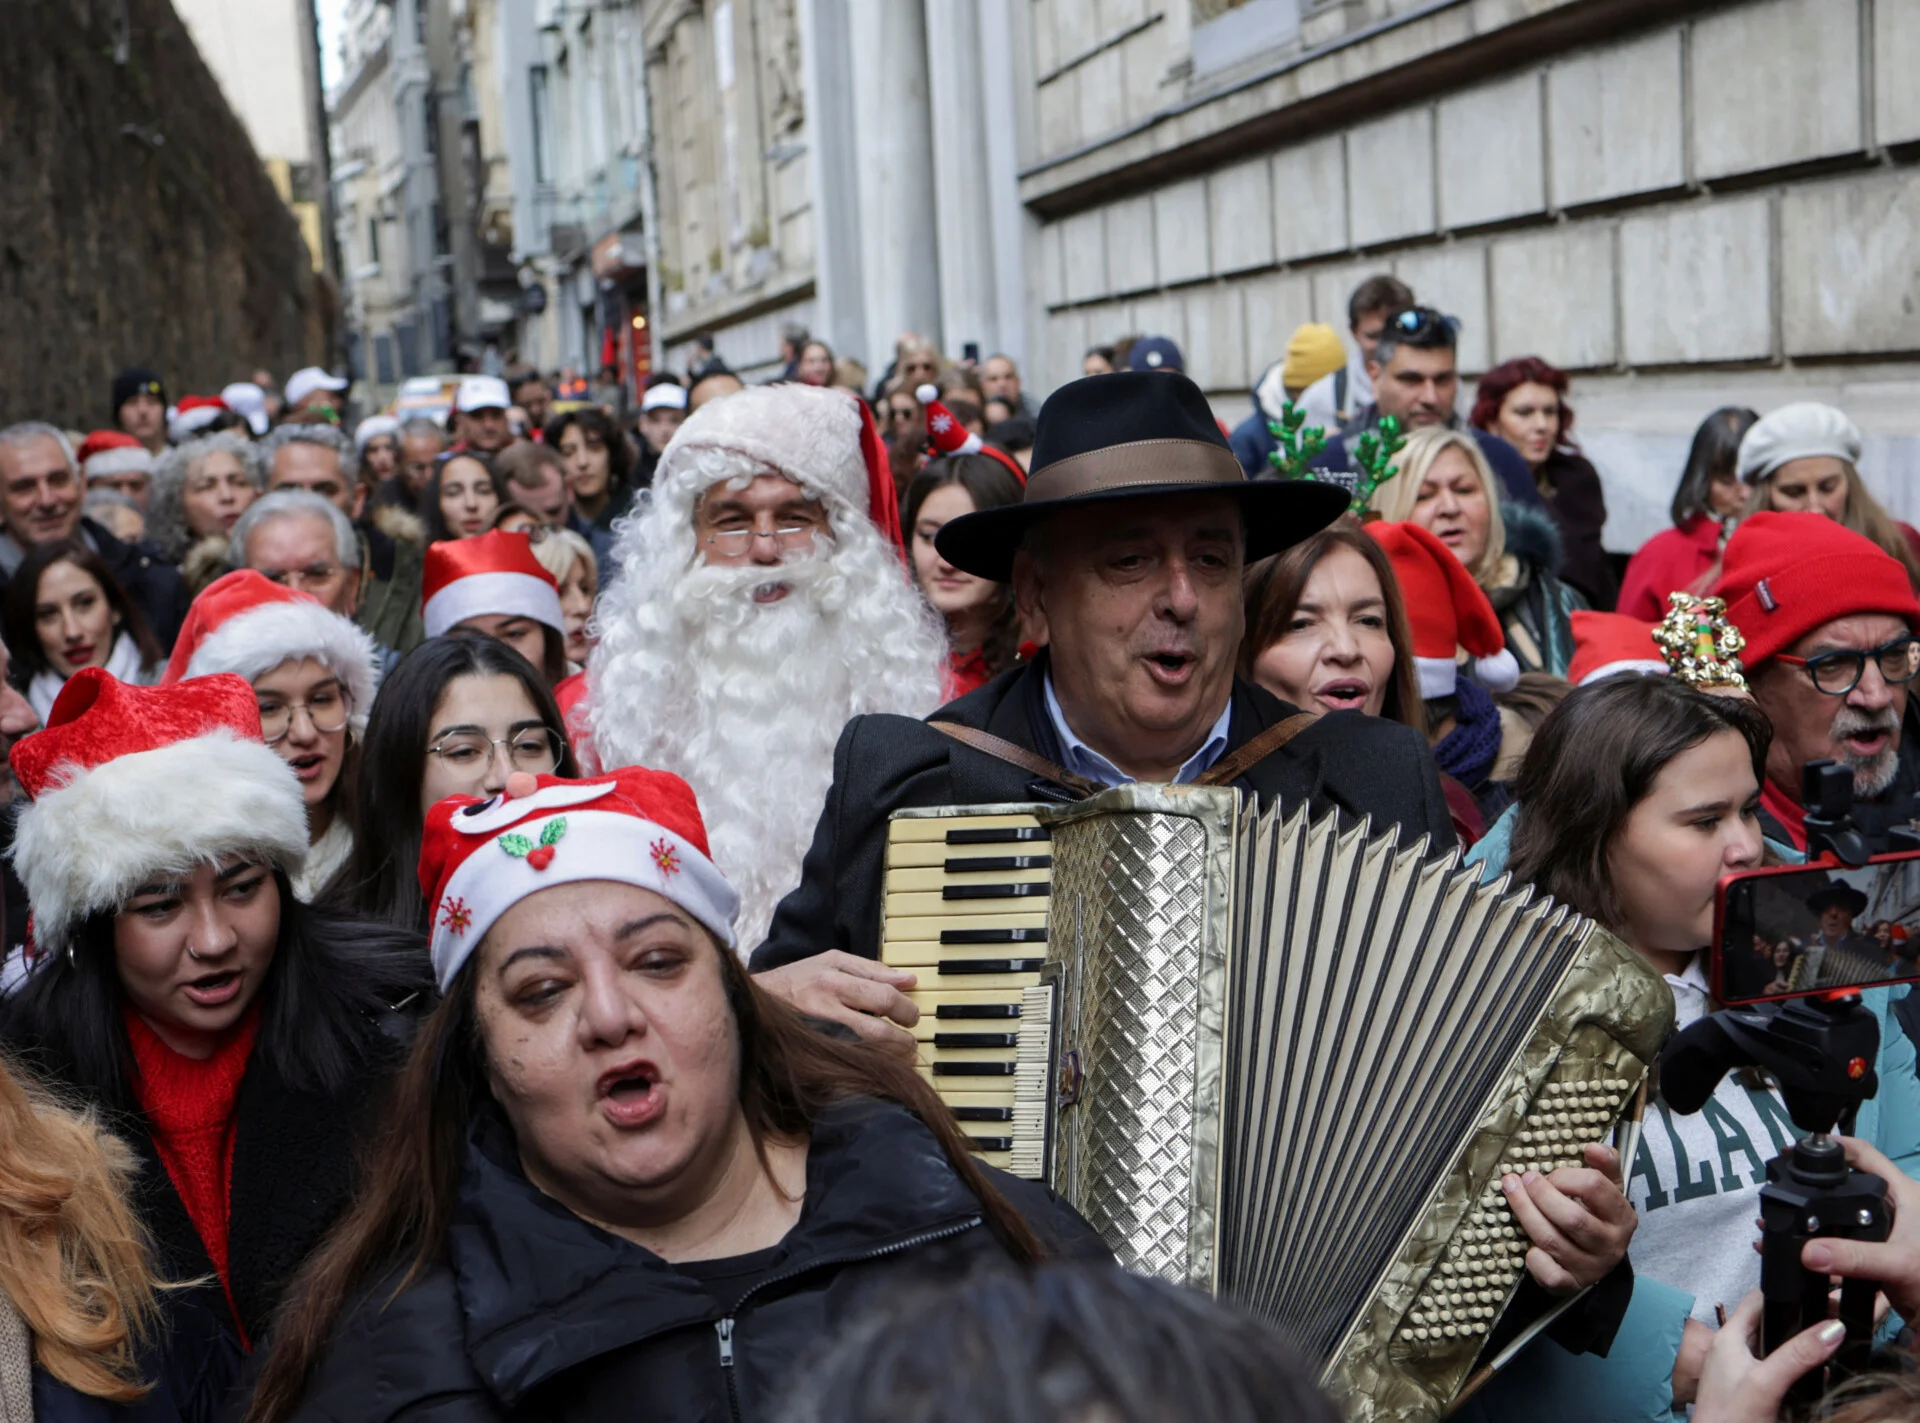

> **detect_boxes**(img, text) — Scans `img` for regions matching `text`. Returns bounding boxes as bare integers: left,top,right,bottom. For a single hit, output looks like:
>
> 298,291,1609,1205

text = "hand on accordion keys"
753,950,921,1053
1497,1142,1638,1295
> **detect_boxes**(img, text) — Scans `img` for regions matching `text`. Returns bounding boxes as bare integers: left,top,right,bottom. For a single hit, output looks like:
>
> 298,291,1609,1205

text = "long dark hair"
902,454,1023,677
544,408,634,490
245,929,1045,1423
2,539,163,686
1238,524,1426,737
420,454,503,544
2,871,429,1115
325,632,578,931
1671,406,1759,528
1507,676,1771,933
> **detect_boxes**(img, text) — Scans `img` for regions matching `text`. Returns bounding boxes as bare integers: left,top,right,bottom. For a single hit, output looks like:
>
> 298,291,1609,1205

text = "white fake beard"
590,536,948,952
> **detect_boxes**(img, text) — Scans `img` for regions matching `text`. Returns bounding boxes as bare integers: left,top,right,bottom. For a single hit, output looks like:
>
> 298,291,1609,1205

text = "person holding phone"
1455,674,1920,1423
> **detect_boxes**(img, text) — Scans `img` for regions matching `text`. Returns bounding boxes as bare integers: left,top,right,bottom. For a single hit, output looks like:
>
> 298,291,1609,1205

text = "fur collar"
1501,500,1564,577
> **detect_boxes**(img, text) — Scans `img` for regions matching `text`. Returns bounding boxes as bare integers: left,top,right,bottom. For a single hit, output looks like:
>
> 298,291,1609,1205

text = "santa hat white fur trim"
428,808,738,989
423,570,565,639
1416,648,1521,698
1415,656,1458,700
82,447,153,480
1578,658,1669,687
654,383,866,515
182,601,382,734
10,729,309,953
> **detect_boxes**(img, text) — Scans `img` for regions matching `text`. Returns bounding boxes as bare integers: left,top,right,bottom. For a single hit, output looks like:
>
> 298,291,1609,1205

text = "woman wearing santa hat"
421,529,570,685
162,570,384,901
1,538,164,722
0,669,430,1415
246,767,1103,1423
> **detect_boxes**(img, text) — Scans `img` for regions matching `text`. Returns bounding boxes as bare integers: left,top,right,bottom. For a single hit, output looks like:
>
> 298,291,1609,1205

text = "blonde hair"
530,526,596,591
0,1055,160,1400
1366,426,1508,584
1747,460,1920,587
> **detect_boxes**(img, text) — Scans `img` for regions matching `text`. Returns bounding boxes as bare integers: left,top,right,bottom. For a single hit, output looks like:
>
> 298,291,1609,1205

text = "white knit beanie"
1737,401,1863,485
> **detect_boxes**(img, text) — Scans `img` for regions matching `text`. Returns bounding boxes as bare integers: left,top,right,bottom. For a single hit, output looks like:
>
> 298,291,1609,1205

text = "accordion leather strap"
927,722,1104,798
1192,711,1314,787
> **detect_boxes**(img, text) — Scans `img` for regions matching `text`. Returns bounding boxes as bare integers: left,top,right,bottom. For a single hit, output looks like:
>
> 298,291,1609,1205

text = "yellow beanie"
1281,323,1347,391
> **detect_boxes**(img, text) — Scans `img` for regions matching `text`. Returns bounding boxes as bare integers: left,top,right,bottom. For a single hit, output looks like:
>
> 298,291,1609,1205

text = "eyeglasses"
704,525,817,555
1387,308,1462,339
427,727,565,771
259,688,352,744
261,564,347,592
1776,636,1920,696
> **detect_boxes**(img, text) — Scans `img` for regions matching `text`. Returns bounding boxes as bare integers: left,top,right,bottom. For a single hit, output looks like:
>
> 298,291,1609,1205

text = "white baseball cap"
455,375,513,414
284,367,350,408
220,382,272,435
641,383,689,413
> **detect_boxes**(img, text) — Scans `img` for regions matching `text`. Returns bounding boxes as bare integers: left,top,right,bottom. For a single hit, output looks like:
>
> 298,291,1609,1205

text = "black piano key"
934,1032,1018,1049
935,1002,1021,1018
942,854,1053,874
941,927,1046,944
964,1137,1014,1153
951,1106,1014,1122
944,882,1048,901
932,1062,1017,1076
946,827,1050,844
937,959,1045,975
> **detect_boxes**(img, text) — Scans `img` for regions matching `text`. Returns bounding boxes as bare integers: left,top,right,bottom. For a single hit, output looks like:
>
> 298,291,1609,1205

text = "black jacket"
751,659,1454,970
86,517,192,651
287,1098,1109,1422
1534,448,1615,610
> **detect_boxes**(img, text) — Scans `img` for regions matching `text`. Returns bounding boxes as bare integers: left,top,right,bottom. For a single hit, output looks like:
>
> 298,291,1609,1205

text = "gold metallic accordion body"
882,784,1674,1421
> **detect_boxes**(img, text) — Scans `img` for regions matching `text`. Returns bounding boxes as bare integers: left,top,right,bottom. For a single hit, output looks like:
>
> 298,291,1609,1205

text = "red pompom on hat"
162,570,381,732
1568,611,1667,687
1713,511,1920,668
422,530,565,639
916,384,1027,485
1366,521,1519,697
7,669,308,955
419,767,740,990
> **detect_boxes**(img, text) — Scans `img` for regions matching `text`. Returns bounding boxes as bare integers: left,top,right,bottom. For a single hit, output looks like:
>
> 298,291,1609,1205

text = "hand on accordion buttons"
1500,1142,1637,1296
752,950,920,1053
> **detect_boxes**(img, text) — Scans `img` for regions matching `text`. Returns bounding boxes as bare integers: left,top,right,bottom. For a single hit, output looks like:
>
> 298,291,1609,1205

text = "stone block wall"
0,0,325,428
1025,0,1920,549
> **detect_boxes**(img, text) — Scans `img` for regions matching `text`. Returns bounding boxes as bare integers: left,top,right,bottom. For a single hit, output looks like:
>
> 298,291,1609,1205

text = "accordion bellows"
883,784,1674,1422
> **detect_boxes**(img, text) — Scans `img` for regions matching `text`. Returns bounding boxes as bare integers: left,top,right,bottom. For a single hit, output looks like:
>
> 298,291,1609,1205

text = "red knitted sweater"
126,1005,259,1335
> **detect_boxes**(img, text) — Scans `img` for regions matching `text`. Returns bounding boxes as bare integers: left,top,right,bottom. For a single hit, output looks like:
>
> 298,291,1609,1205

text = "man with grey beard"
1716,511,1920,856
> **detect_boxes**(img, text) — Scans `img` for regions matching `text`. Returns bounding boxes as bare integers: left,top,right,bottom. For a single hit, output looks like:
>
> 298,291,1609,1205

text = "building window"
530,65,554,183
367,217,381,266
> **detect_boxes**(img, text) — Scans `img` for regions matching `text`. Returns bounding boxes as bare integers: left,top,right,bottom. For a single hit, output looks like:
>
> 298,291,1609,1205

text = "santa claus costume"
587,382,948,951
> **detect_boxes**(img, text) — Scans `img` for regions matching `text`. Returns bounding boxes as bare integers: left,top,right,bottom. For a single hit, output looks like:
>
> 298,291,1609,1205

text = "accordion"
882,784,1674,1421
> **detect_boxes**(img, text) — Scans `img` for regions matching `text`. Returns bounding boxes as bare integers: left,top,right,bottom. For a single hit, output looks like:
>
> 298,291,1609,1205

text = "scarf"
1434,677,1504,788
27,631,149,723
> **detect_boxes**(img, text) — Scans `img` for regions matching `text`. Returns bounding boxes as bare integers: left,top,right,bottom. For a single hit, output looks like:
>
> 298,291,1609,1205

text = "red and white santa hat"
420,767,739,990
168,395,231,444
1365,521,1519,698
161,570,382,732
422,530,565,639
916,384,1026,484
1567,611,1667,687
74,430,154,485
653,381,906,557
7,669,309,955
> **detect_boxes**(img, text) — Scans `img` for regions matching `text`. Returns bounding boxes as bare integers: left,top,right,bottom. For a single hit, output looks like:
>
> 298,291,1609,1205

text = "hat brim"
934,479,1353,583
1807,884,1870,916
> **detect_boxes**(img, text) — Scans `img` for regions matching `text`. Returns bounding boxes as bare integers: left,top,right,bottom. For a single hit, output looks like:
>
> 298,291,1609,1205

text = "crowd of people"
0,279,1913,1421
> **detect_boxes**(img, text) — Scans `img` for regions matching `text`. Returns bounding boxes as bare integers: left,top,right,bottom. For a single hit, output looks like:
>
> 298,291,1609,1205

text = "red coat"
1616,515,1723,621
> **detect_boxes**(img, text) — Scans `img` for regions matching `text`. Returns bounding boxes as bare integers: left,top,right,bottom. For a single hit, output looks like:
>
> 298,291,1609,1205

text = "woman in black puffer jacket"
247,767,1107,1423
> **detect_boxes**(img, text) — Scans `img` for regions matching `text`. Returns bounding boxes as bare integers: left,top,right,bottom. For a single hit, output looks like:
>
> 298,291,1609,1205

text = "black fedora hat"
934,371,1350,582
1806,880,1870,917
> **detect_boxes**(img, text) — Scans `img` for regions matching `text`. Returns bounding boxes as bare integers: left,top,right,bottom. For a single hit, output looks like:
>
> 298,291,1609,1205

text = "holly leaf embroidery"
499,832,535,858
539,817,568,847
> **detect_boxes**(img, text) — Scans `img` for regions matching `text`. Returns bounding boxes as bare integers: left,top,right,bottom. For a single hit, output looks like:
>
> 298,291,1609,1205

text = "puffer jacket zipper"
711,1216,981,1421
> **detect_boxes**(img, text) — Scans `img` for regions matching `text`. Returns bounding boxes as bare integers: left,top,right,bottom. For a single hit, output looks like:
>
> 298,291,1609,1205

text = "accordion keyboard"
882,813,1053,1174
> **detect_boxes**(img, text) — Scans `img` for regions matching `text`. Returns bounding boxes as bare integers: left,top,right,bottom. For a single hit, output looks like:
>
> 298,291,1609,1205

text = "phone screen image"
1716,852,1920,1005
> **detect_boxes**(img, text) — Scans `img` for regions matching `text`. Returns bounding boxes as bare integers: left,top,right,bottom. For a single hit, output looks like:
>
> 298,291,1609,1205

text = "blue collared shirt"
1041,674,1233,788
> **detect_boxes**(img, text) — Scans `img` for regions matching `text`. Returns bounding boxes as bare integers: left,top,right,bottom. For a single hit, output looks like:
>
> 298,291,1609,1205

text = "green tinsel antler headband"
1264,404,1327,482
1265,402,1405,516
1349,415,1406,514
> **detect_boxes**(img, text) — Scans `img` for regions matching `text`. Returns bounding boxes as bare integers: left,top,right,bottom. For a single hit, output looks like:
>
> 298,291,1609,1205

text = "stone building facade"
1022,0,1920,547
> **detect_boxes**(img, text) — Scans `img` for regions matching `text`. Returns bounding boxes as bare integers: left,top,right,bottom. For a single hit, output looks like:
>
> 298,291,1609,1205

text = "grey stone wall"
1027,0,1920,550
0,0,326,429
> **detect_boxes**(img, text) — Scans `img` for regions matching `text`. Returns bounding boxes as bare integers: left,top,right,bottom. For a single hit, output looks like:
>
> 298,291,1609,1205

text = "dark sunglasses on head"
1388,308,1462,339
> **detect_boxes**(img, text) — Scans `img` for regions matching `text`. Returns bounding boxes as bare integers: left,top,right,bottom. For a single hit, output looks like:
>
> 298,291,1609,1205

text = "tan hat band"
1023,439,1247,504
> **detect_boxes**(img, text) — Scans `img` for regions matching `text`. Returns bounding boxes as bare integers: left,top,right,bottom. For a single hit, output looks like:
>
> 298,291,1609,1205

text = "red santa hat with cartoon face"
422,530,565,639
1365,521,1520,698
7,669,309,955
161,570,382,733
916,384,1027,485
419,768,740,991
